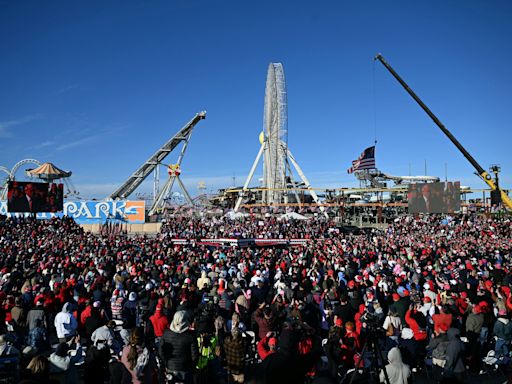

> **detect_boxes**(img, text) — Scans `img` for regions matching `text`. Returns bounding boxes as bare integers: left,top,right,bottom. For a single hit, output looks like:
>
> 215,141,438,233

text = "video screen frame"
407,181,460,214
7,181,64,213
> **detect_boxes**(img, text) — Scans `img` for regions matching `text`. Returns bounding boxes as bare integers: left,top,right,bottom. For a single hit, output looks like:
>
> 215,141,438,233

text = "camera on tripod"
361,311,385,338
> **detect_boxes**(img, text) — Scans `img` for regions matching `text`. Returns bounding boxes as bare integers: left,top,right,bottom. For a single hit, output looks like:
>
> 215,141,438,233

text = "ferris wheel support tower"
235,63,326,217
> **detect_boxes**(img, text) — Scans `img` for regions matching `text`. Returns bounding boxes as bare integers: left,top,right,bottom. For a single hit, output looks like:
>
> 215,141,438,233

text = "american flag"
347,146,376,174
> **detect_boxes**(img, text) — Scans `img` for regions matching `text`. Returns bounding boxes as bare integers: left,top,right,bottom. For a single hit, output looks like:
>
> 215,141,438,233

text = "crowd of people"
0,213,511,384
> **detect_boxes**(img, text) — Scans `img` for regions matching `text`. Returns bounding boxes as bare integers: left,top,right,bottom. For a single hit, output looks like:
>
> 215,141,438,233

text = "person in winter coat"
443,328,465,381
110,290,124,320
432,305,453,334
493,309,512,357
121,327,156,384
197,271,211,290
383,305,402,342
159,310,198,383
91,321,116,352
26,298,47,331
465,304,484,372
20,355,56,384
254,303,275,340
404,305,428,342
54,303,77,343
257,332,278,360
223,327,247,383
262,325,308,384
149,305,169,345
11,296,27,335
27,318,49,353
427,323,449,370
84,305,106,340
379,347,411,384
398,328,417,370
392,293,410,324
48,336,82,384
84,340,111,384
122,292,138,330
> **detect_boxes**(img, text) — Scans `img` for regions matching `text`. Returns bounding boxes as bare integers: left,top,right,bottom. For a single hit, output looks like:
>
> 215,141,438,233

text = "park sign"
0,200,145,224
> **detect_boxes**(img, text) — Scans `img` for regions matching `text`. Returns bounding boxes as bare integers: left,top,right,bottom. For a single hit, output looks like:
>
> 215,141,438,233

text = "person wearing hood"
443,328,465,381
54,303,77,343
159,310,198,383
197,270,210,290
379,347,411,384
149,305,169,346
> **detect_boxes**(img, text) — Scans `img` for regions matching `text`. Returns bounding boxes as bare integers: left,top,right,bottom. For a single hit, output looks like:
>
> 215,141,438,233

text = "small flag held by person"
347,146,376,174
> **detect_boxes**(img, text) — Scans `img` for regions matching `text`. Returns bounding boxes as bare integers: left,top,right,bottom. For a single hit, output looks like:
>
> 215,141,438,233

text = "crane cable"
372,59,378,146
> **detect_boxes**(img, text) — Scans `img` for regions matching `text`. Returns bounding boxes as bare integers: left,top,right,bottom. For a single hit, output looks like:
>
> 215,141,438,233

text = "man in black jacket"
443,328,465,381
159,310,198,383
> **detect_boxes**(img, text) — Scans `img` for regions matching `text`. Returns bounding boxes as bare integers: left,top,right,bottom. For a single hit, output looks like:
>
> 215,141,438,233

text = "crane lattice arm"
109,111,206,200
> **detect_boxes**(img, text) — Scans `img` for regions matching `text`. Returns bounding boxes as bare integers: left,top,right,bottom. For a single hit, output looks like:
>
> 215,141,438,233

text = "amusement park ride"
108,111,206,215
0,159,77,199
234,63,327,217
3,56,508,217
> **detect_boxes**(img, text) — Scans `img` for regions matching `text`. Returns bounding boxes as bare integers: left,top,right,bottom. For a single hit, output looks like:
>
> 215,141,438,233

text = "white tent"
225,210,249,220
279,212,309,220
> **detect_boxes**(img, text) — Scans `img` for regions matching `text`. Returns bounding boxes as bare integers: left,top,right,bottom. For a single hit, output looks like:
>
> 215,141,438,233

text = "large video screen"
7,182,64,213
408,181,460,214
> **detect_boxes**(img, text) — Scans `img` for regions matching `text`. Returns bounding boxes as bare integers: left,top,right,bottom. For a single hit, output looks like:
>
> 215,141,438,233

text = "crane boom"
109,111,206,200
374,54,512,210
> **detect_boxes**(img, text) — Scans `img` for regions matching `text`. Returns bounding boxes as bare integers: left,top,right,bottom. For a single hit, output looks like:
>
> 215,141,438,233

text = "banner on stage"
0,200,145,224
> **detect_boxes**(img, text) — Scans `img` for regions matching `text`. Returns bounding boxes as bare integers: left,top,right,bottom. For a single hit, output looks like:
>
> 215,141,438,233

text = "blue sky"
1,0,511,199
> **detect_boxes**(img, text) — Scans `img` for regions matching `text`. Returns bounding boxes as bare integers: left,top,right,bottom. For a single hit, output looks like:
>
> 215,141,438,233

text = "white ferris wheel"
235,63,326,216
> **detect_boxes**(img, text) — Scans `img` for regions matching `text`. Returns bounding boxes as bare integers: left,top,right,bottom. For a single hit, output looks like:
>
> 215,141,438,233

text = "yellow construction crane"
375,54,511,210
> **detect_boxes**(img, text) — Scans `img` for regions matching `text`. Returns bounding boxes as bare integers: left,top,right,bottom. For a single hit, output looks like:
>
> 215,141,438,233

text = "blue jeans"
495,338,509,357
479,327,488,345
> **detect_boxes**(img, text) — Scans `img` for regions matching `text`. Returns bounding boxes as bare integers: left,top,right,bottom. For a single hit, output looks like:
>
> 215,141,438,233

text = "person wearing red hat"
427,322,449,370
354,304,366,335
257,332,278,360
110,290,125,321
392,292,410,324
339,321,360,368
405,304,428,342
465,304,484,371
